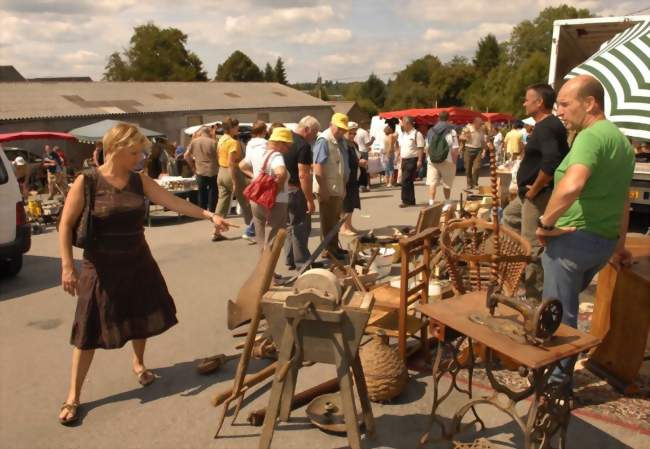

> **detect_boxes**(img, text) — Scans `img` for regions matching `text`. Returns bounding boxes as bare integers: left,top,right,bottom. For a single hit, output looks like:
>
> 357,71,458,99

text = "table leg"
525,363,571,449
418,336,481,448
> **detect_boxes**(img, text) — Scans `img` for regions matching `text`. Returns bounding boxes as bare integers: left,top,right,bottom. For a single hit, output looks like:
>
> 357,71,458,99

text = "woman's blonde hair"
102,122,151,156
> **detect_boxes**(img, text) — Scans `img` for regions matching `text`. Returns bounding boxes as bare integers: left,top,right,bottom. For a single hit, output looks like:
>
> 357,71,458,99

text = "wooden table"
587,235,650,393
416,291,600,449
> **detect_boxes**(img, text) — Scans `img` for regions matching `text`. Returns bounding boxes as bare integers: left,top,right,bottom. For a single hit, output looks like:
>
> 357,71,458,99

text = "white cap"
348,121,359,129
14,156,26,165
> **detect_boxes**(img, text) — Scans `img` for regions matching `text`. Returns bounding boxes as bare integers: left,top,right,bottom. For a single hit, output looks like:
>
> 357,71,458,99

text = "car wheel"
1,254,23,277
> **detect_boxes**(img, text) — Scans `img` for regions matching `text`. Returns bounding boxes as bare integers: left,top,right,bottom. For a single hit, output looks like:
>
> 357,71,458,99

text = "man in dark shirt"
43,144,67,199
284,116,321,270
503,83,569,298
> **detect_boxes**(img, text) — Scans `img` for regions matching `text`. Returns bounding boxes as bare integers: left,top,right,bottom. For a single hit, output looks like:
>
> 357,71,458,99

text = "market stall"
146,175,198,226
69,119,165,143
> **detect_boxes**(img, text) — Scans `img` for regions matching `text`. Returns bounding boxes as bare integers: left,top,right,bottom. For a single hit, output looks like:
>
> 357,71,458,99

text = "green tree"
274,57,288,85
473,34,500,75
215,50,263,81
104,52,130,80
430,56,476,107
358,73,386,109
263,63,275,82
103,22,207,81
509,5,591,63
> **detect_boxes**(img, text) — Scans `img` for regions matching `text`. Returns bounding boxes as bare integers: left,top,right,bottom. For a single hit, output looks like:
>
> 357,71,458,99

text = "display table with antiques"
586,234,650,393
146,176,198,225
416,291,600,449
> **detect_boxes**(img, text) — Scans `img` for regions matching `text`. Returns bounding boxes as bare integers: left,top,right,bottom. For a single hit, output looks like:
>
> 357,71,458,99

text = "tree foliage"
103,22,207,81
343,4,594,117
263,63,275,82
274,57,288,85
509,5,591,64
473,34,500,75
215,51,263,81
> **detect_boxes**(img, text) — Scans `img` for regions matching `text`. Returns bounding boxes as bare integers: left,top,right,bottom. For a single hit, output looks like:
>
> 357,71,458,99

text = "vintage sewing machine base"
416,292,600,449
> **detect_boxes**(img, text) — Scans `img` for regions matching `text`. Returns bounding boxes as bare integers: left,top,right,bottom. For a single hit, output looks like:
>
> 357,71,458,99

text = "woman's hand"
62,265,79,296
212,215,235,232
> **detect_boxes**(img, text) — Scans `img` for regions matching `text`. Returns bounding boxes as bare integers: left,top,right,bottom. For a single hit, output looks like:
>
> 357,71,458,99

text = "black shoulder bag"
57,169,97,249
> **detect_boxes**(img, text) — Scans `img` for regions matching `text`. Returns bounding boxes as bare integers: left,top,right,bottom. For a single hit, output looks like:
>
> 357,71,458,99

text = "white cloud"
321,52,369,66
61,50,102,65
403,0,627,25
288,28,352,45
225,5,335,34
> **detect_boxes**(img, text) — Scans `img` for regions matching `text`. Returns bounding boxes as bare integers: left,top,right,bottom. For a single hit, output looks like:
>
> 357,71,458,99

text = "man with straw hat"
313,112,349,259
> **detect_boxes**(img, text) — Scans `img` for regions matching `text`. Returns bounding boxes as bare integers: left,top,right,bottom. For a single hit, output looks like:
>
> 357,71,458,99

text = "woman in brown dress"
57,123,232,425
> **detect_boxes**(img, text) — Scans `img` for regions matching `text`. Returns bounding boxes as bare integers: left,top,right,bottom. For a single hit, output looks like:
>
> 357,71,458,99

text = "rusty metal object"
248,378,341,426
305,393,364,434
359,332,408,402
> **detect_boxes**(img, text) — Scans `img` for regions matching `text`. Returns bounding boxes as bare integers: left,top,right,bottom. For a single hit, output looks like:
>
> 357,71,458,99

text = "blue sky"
0,0,642,82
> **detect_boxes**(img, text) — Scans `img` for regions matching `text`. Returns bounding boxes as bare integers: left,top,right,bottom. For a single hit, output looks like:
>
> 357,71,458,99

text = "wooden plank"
589,235,650,385
417,291,600,369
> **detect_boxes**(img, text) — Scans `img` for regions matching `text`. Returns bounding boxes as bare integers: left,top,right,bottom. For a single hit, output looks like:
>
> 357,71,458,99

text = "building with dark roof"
0,80,334,167
328,100,371,126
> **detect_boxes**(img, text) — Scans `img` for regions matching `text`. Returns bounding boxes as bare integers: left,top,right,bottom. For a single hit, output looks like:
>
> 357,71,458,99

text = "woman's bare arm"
273,166,288,192
140,174,235,229
58,175,85,296
239,159,254,179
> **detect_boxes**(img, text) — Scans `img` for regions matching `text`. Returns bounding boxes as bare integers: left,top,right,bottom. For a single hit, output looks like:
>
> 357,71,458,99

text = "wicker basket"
359,332,408,402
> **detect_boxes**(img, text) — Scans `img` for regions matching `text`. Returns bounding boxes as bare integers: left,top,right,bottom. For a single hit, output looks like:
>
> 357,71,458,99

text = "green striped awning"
566,20,650,141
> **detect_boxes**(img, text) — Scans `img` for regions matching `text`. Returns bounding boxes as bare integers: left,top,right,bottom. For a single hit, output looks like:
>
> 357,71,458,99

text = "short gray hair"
402,116,415,126
298,115,321,133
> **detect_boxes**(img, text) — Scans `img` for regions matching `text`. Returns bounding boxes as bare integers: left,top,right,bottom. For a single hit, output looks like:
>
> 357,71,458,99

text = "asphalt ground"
1,172,647,449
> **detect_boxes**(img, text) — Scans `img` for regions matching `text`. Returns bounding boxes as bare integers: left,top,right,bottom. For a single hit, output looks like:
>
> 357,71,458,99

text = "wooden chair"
415,203,443,233
366,227,437,361
440,217,531,297
436,217,531,368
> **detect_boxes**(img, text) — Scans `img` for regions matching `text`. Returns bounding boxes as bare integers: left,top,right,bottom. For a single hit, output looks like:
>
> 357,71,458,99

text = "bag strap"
83,168,98,212
261,150,279,173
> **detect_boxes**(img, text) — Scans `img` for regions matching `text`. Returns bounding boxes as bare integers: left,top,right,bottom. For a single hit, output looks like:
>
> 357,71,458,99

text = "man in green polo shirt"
536,75,635,381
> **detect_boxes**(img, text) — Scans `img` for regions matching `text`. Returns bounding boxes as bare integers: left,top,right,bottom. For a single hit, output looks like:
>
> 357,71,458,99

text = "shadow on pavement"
74,357,276,425
0,254,63,302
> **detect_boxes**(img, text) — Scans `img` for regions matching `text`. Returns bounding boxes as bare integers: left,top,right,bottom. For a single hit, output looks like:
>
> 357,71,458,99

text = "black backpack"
427,126,451,163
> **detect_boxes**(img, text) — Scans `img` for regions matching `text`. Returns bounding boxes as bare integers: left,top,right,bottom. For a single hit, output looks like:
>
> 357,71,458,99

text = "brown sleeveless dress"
70,171,178,350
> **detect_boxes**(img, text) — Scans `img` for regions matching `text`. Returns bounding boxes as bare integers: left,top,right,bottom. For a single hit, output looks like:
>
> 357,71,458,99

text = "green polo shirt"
555,120,635,240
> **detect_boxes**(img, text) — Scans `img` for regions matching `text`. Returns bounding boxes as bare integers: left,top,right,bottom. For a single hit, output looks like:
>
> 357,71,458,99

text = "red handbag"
243,151,278,210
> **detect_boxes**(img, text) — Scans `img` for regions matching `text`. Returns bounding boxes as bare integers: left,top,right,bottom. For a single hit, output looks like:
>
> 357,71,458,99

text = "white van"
0,145,31,276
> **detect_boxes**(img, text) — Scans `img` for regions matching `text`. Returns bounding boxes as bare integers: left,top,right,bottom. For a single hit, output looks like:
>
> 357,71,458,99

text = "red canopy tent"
484,112,516,123
379,107,486,126
0,131,76,143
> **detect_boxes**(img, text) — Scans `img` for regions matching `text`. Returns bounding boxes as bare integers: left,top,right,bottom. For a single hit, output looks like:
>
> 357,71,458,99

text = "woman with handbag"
239,127,291,248
57,123,233,425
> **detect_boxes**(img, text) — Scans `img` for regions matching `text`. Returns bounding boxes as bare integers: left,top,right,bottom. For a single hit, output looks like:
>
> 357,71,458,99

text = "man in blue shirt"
313,113,349,258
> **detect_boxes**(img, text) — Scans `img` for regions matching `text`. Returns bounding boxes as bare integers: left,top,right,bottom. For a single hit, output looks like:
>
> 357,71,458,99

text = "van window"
0,156,9,185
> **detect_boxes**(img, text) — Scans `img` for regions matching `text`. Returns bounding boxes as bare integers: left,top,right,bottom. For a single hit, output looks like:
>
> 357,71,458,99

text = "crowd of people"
53,74,638,424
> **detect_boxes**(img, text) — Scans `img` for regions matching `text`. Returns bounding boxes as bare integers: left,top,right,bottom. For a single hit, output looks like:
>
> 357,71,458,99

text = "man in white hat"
12,156,29,199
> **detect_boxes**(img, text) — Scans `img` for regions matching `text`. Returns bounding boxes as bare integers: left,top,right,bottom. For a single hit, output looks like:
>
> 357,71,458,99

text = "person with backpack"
425,111,459,203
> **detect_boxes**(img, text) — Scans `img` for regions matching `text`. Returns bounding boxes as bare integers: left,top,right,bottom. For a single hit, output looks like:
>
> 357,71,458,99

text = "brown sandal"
134,369,156,386
59,402,80,426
